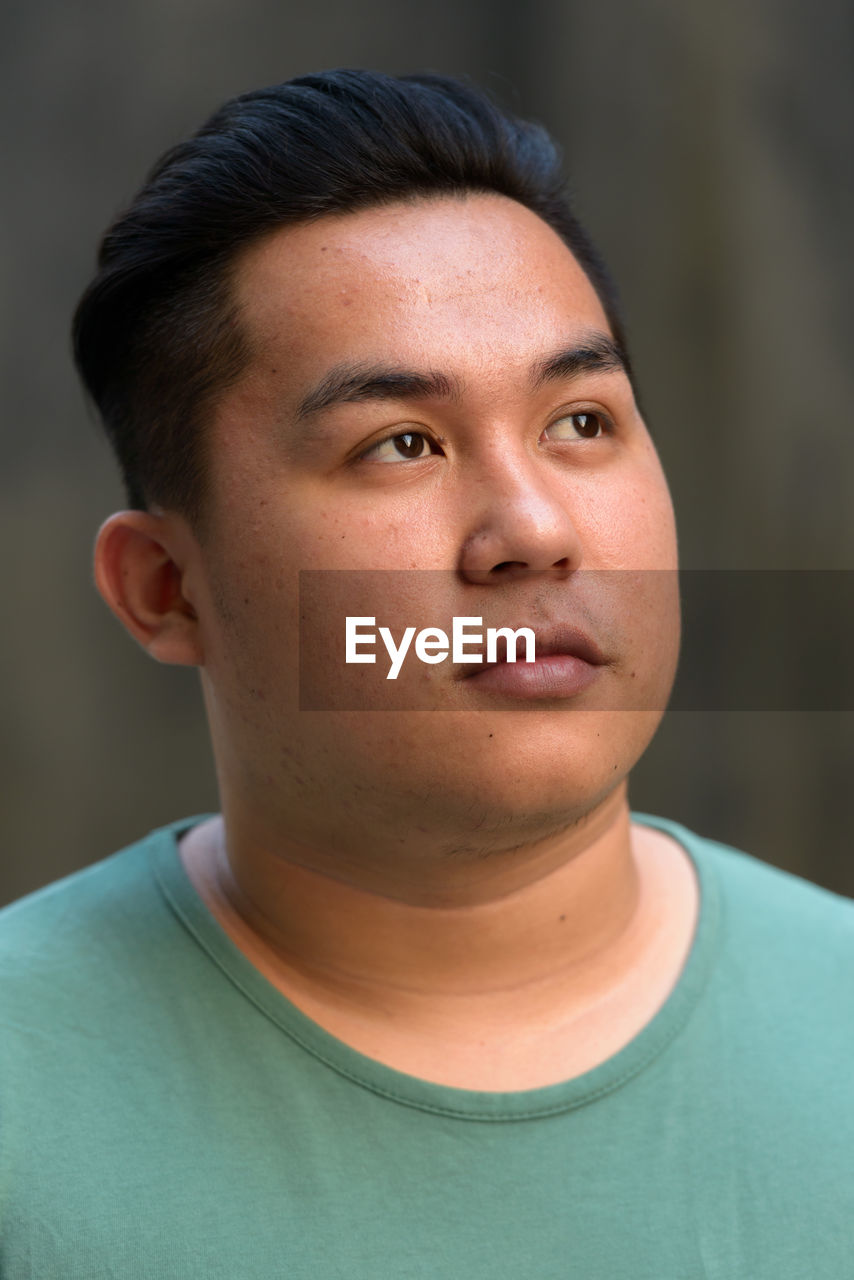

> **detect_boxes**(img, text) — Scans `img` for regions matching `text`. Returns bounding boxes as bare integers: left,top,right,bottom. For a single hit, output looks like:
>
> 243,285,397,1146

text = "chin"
416,768,628,857
373,707,661,836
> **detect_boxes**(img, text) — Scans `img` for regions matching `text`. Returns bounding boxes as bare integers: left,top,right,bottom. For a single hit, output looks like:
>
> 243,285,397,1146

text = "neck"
180,783,700,1089
181,784,663,1011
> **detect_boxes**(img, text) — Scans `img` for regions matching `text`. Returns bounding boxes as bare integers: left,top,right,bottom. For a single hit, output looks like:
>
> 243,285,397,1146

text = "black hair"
72,68,632,527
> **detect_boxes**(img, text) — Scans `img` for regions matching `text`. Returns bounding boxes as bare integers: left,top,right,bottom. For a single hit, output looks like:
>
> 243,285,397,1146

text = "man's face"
184,194,679,857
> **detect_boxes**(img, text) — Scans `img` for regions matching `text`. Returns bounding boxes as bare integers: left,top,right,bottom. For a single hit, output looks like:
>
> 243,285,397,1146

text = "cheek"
283,493,449,572
578,462,678,572
194,524,299,702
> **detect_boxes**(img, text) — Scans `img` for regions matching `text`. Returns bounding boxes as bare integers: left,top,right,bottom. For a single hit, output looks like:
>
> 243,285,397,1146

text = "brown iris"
393,432,426,458
571,413,601,438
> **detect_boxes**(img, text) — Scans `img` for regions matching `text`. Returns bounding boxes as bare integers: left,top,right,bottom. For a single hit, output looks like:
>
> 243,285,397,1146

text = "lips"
459,623,607,676
457,622,608,701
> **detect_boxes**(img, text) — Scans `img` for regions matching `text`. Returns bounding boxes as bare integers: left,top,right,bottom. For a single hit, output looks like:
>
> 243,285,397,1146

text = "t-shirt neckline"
151,810,721,1122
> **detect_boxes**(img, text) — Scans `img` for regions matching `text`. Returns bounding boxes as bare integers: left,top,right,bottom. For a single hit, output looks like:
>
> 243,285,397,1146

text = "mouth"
459,623,609,701
460,623,607,671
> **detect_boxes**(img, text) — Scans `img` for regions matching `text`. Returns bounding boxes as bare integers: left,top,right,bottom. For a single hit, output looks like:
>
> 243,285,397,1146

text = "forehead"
231,194,612,382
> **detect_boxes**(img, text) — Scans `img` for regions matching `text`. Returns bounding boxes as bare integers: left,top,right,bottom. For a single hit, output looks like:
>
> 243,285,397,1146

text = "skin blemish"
559,914,566,923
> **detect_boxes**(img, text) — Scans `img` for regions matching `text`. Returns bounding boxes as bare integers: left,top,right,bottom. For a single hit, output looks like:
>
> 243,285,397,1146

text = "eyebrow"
294,331,628,421
531,333,627,386
296,366,457,420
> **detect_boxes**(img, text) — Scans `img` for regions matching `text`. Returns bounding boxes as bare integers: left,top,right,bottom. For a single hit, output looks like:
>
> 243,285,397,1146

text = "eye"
361,431,438,463
545,411,609,441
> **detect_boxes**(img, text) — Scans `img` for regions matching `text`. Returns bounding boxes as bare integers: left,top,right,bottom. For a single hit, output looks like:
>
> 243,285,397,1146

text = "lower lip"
463,654,603,700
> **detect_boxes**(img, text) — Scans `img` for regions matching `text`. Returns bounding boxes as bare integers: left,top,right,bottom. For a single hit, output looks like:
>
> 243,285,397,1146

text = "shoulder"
634,811,854,1040
687,819,853,954
634,810,854,939
0,816,210,988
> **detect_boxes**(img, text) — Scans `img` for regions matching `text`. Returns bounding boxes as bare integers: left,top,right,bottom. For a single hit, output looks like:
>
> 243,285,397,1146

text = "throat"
178,814,699,1091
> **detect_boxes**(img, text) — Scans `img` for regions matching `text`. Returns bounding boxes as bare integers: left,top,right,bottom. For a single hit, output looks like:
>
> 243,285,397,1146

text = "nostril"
490,558,572,577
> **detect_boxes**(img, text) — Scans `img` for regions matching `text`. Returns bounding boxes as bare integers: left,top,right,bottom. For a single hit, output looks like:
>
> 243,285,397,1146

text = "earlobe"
93,511,204,666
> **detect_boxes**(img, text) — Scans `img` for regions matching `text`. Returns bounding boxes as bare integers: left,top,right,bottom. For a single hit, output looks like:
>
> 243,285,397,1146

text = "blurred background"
1,0,852,905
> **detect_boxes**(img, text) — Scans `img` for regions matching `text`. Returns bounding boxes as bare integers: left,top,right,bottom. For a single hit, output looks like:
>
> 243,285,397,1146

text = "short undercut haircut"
73,68,633,529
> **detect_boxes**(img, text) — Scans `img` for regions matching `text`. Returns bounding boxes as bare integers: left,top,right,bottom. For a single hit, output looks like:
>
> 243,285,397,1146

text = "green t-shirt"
0,812,851,1278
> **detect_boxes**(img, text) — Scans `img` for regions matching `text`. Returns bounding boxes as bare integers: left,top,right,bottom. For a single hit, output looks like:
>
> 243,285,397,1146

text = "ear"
93,510,204,666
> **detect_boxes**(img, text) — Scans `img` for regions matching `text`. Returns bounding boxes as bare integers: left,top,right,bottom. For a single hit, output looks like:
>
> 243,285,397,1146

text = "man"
1,69,851,1278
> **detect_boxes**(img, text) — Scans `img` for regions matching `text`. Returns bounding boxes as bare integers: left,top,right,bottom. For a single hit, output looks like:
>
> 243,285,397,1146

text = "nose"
457,451,584,585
